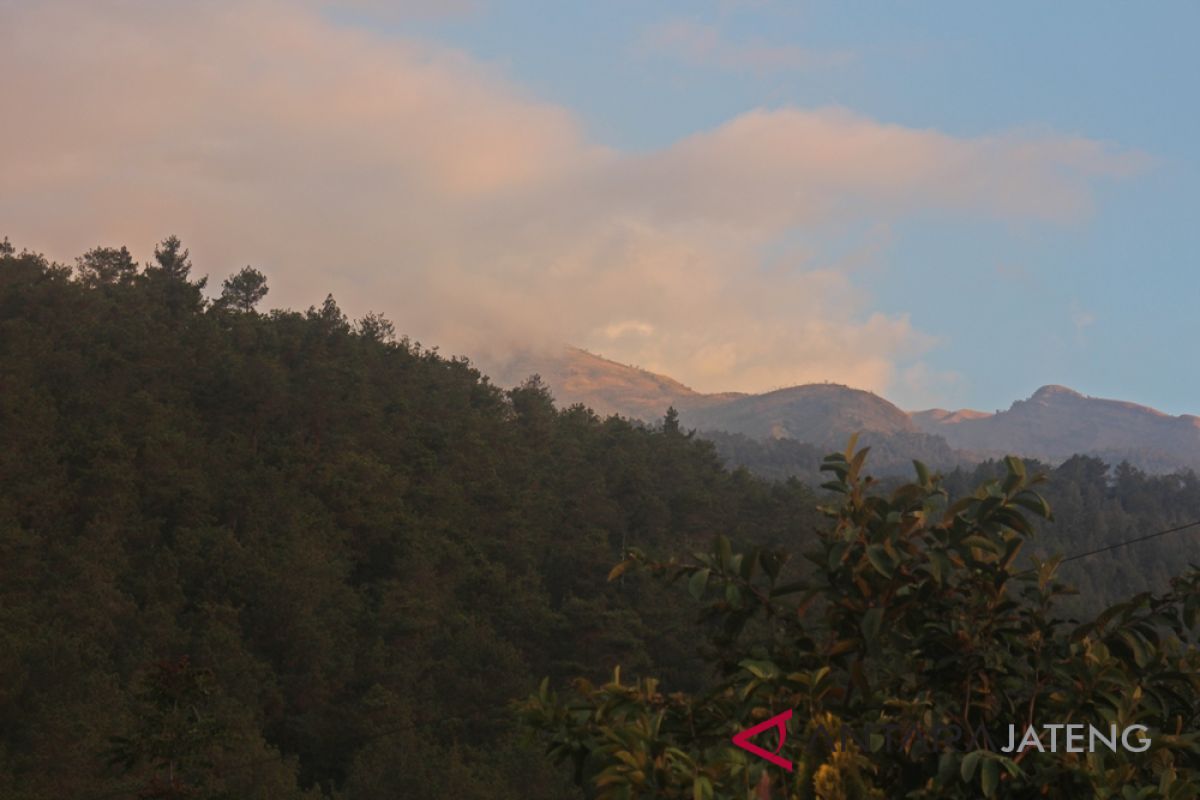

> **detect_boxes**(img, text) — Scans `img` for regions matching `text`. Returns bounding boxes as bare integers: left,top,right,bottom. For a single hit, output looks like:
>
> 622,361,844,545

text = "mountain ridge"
914,383,1200,469
486,346,916,443
488,346,1200,473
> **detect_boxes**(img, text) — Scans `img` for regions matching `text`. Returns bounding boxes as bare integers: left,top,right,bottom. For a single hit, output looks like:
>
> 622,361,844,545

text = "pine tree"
217,266,269,312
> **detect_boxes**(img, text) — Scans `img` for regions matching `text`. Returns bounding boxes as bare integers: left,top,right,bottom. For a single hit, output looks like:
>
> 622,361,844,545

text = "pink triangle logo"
731,709,794,772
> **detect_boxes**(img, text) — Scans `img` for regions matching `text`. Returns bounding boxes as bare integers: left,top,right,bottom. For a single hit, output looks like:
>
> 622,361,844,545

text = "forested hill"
0,239,822,799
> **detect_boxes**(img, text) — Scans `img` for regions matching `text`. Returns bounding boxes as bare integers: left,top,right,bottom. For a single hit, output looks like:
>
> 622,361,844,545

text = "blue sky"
4,0,1197,413
361,1,1199,413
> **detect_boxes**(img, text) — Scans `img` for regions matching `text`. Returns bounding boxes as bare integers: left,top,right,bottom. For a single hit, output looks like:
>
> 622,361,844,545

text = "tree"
663,406,684,437
152,235,194,281
75,245,138,286
143,235,207,313
106,657,228,799
522,445,1200,798
356,312,395,344
307,293,349,333
217,266,269,312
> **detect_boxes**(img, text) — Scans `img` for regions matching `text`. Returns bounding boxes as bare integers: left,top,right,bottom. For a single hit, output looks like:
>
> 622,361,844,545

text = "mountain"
489,347,913,442
913,385,1200,470
488,347,959,472
493,348,1200,474
484,346,737,419
683,383,916,445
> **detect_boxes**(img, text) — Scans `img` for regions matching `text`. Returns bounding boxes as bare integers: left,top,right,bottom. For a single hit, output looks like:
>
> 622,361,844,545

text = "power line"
1058,519,1200,564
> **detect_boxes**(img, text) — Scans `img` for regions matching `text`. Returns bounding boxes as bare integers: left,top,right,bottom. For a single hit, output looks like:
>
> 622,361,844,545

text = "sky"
2,0,1197,413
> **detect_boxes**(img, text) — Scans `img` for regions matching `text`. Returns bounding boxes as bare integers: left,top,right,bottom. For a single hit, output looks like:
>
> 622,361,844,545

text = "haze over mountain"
491,346,1200,473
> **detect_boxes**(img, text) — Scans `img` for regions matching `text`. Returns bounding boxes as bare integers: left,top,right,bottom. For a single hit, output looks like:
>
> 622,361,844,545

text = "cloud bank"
0,0,1145,400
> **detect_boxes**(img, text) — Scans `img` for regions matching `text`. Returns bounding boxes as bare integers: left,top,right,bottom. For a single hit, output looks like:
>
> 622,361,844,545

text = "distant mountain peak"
1031,384,1083,400
916,384,1200,470
685,381,918,444
483,345,727,419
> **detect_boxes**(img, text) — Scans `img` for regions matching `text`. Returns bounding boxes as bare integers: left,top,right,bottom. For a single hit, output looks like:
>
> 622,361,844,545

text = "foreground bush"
522,444,1200,798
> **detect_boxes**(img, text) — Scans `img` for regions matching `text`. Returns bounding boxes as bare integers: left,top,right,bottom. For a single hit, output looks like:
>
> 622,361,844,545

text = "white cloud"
0,0,1145,401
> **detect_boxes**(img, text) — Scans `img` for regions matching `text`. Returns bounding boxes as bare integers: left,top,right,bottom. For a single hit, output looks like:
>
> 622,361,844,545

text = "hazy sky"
3,1,1196,413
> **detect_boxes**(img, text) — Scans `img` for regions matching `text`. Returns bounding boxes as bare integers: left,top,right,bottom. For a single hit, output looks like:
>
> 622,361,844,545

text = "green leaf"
865,544,895,578
1003,455,1026,491
848,446,871,480
740,659,779,680
688,568,710,600
843,433,860,460
1012,492,1053,520
981,756,999,797
961,750,983,782
717,536,732,571
1116,629,1149,667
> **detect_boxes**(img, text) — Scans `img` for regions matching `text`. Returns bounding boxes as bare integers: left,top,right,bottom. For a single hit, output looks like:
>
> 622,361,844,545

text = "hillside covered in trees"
0,239,823,799
2,238,1199,798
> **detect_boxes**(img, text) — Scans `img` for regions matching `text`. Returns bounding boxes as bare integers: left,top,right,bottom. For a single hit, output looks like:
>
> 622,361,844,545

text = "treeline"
943,456,1200,611
0,239,822,799
703,429,966,483
706,431,1200,613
